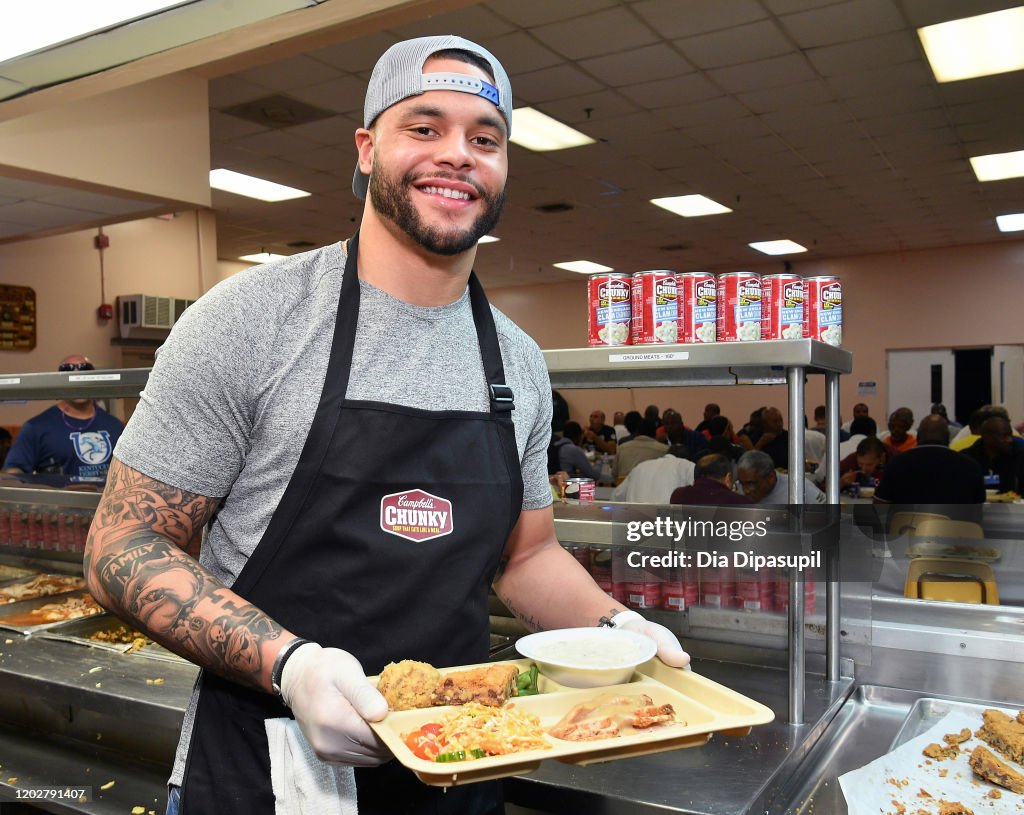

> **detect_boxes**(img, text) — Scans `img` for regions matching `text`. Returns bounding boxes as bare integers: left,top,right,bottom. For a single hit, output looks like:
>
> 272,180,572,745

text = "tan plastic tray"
369,657,775,787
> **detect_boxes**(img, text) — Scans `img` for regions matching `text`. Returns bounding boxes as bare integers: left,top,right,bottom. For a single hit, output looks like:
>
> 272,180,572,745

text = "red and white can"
677,272,717,344
735,568,774,612
716,271,762,342
626,578,662,610
774,578,817,614
700,566,737,609
564,477,595,503
761,274,804,341
661,565,699,612
804,276,842,346
588,273,632,346
630,270,679,344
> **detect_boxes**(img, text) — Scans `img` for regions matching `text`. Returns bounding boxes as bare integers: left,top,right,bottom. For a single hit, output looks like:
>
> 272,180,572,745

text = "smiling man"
85,36,687,815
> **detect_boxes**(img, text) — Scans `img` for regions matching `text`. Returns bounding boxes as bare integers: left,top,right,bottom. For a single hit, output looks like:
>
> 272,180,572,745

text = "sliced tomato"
403,724,443,761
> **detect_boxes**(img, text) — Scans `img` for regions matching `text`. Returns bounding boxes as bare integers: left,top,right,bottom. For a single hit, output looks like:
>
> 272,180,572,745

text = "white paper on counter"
838,708,1023,814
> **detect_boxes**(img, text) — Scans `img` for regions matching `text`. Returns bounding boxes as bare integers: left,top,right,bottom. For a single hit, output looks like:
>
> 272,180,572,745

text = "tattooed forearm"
84,459,285,692
494,589,544,633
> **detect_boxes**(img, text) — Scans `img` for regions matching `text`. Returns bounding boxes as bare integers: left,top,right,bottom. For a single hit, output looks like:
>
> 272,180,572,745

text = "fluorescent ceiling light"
553,260,614,274
210,169,310,202
477,235,500,244
918,7,1024,83
510,108,595,152
996,213,1024,233
239,252,289,263
970,150,1024,182
651,194,733,217
1,1,191,63
749,240,807,256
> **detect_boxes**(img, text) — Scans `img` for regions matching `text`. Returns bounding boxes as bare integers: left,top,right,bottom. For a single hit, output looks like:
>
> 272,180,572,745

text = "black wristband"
271,637,312,697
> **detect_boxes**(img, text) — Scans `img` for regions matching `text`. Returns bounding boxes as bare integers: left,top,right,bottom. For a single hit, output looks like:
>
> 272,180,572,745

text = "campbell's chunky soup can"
716,271,762,342
677,272,717,343
630,270,679,344
588,273,632,346
762,274,805,340
564,477,595,503
804,276,842,346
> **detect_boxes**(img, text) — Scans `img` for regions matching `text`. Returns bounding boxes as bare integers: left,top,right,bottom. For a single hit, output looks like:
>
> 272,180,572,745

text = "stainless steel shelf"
0,368,151,401
543,339,852,389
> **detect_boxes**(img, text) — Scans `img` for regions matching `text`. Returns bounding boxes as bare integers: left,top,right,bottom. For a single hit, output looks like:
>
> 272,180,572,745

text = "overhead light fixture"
918,7,1024,83
210,169,310,202
650,194,733,217
239,251,289,263
553,260,614,274
996,213,1024,233
969,150,1024,182
1,1,191,63
510,108,595,152
749,240,807,256
478,235,500,244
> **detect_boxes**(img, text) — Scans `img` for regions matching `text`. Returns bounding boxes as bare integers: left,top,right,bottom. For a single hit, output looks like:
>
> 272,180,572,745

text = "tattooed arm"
84,457,290,693
491,506,625,633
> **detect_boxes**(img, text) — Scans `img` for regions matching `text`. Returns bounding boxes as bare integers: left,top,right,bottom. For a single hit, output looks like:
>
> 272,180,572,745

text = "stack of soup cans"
587,270,841,346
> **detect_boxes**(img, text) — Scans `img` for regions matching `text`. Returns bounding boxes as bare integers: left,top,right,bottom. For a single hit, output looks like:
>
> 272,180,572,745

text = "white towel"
266,718,358,815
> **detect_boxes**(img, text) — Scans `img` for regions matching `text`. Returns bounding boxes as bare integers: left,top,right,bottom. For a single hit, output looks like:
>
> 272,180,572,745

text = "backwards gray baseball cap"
352,35,512,200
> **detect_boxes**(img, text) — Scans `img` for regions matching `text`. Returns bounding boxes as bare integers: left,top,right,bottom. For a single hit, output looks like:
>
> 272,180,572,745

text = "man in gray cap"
85,35,687,815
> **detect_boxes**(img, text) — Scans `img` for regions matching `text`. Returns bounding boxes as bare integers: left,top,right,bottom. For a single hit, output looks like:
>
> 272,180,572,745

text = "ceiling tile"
779,0,905,49
513,64,605,104
232,55,343,93
632,0,767,39
487,31,564,76
827,61,933,99
675,20,793,70
208,75,270,108
579,44,692,87
899,0,1015,27
305,33,399,74
536,89,639,125
735,79,835,115
531,7,659,60
486,0,618,28
286,75,366,115
388,4,517,41
618,72,720,109
209,109,269,141
706,53,819,94
805,30,920,77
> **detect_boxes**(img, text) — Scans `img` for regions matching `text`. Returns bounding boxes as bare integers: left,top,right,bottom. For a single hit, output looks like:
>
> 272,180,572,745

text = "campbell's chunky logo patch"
380,489,454,542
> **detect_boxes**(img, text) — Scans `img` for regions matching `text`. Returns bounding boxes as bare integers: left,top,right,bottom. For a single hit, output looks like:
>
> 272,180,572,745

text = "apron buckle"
490,384,515,412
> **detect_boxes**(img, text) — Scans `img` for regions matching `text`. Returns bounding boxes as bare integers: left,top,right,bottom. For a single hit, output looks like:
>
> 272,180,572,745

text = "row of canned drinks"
588,270,842,347
0,507,95,552
568,545,816,614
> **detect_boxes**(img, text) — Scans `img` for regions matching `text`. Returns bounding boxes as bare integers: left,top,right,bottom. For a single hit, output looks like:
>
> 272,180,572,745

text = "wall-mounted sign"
0,286,36,351
857,380,877,396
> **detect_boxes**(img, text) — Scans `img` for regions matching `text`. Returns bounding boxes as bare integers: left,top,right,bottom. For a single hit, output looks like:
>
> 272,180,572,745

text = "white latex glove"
611,609,691,670
280,642,391,766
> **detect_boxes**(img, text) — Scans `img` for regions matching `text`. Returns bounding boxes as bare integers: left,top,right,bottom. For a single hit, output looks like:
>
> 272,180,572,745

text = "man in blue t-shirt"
3,355,124,483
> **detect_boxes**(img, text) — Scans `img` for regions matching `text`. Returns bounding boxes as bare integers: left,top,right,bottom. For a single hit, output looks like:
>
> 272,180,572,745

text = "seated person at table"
705,415,744,461
671,453,752,506
612,410,629,442
950,405,1003,451
873,416,984,519
583,409,616,454
550,422,602,481
694,403,721,436
880,407,916,453
657,408,707,456
617,410,643,445
841,402,871,433
961,416,1020,493
612,427,695,504
612,419,666,483
848,415,877,439
737,406,789,470
736,450,825,504
839,437,888,489
813,404,850,442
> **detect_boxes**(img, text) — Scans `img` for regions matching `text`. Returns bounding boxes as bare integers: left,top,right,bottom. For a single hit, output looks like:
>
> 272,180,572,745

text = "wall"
0,210,215,423
488,238,1024,431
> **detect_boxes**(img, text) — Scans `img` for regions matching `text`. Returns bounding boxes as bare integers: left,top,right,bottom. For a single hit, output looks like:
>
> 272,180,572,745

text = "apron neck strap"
335,233,514,415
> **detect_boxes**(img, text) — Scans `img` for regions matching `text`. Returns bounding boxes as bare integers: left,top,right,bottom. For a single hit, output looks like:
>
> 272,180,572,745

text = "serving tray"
0,590,104,633
369,657,774,787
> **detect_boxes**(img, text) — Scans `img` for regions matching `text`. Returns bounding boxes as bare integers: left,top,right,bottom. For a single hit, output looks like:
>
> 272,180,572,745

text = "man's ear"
355,128,374,177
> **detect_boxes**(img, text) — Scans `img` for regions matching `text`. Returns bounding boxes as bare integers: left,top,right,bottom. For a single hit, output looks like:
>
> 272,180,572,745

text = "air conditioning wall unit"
117,294,196,340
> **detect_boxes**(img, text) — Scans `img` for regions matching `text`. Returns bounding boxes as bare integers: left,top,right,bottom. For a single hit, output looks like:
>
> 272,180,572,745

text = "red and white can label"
564,477,595,502
762,274,804,340
804,276,842,346
379,489,453,542
677,272,717,343
626,580,662,609
630,271,678,344
588,273,632,346
716,272,762,342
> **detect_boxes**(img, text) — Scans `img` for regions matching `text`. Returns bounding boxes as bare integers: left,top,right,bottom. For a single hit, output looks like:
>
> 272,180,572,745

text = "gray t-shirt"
114,240,553,784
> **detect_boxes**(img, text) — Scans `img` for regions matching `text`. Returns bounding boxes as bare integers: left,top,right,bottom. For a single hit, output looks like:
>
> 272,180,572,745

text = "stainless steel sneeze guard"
545,339,853,724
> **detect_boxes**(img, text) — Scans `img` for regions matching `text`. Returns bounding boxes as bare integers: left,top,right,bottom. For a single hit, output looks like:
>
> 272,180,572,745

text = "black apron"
180,233,523,814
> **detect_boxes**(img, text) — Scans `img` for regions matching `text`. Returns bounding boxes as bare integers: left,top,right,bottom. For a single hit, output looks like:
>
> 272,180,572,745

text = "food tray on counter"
370,657,774,787
0,573,85,604
0,590,104,633
38,614,185,662
0,564,39,582
889,696,1021,751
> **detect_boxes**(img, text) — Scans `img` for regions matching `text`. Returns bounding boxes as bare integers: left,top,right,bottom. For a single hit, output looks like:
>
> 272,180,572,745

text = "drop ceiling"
5,0,1024,288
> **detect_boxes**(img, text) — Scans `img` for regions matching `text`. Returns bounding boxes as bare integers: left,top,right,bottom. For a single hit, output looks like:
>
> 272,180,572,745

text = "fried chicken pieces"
377,661,518,711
